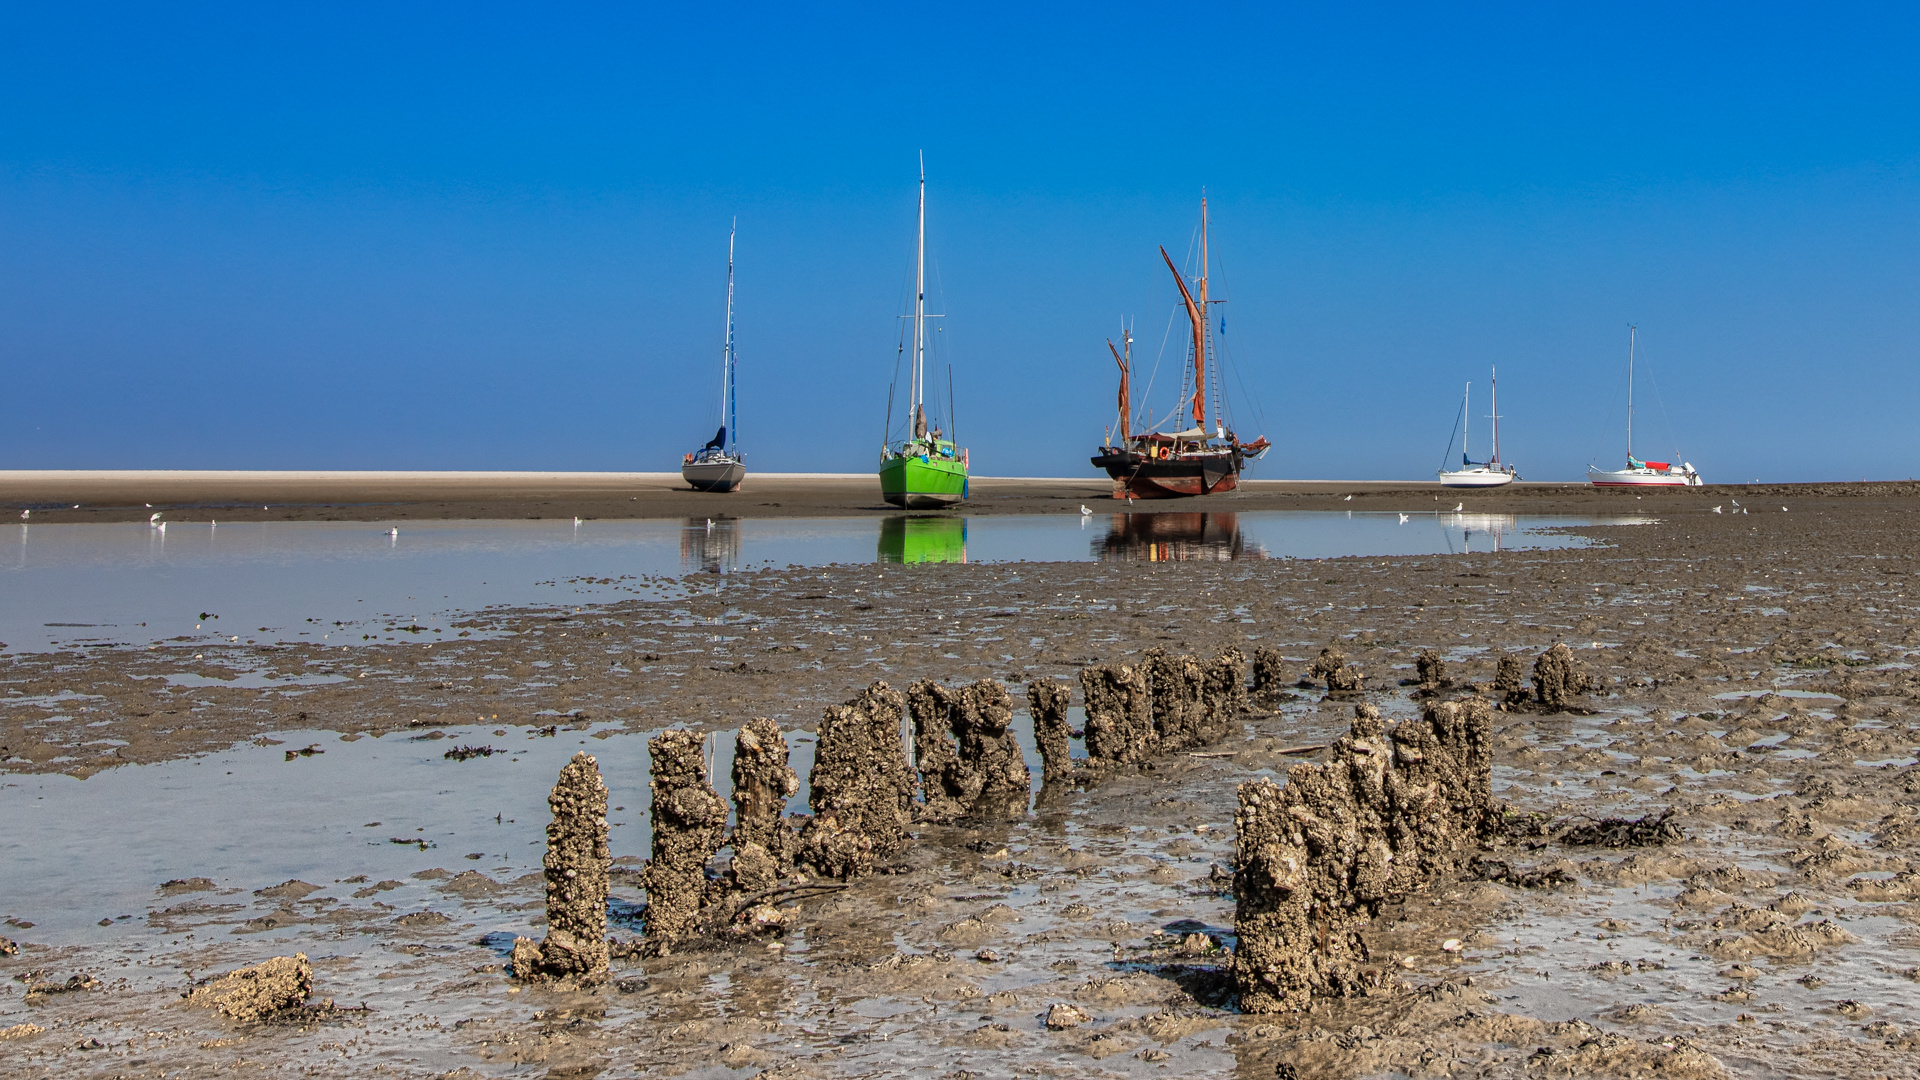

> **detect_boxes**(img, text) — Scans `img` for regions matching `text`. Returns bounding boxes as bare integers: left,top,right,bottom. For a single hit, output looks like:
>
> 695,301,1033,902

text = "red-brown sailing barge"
1092,199,1269,498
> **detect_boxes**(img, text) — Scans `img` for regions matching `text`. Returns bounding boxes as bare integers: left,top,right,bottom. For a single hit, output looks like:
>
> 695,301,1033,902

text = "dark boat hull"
1091,449,1241,499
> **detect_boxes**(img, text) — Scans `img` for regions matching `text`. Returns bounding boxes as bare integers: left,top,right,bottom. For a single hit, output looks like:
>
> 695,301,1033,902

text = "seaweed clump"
1558,808,1684,848
1232,699,1496,1013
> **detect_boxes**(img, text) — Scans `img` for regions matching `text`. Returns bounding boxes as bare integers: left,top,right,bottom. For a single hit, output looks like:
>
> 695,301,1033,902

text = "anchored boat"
1092,198,1269,498
1588,326,1701,488
682,224,746,493
879,159,969,509
1438,369,1519,487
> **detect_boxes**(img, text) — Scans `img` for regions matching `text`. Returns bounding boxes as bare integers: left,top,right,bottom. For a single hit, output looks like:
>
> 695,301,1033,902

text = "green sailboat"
879,158,969,509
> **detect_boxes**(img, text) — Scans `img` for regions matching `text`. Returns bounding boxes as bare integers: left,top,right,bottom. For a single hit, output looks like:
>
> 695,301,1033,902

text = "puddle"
2,513,1637,653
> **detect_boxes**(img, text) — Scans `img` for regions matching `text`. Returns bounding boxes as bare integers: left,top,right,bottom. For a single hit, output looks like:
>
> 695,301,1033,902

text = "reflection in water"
1440,512,1517,554
878,515,967,564
680,516,740,573
1094,513,1267,562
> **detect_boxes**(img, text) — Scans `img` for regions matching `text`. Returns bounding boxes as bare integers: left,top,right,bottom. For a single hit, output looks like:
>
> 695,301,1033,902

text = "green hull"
878,453,968,509
878,515,967,563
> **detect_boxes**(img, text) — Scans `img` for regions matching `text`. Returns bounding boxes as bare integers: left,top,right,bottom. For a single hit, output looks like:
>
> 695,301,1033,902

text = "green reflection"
878,515,967,564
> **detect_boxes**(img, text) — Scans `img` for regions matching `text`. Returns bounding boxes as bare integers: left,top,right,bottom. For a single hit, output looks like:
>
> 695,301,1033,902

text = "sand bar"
4,469,1894,523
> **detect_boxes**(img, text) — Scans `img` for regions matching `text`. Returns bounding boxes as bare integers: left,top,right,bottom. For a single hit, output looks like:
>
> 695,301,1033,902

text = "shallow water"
1,512,1641,652
0,701,1097,947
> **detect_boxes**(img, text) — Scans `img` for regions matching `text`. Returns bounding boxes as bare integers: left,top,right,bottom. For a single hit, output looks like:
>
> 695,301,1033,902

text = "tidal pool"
2,512,1642,651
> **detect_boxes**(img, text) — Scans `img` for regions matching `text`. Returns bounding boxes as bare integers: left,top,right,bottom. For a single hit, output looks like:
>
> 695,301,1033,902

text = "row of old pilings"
509,646,1254,980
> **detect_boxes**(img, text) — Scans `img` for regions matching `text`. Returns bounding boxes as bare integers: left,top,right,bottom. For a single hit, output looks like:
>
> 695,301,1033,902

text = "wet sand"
7,469,1913,523
3,493,1919,1077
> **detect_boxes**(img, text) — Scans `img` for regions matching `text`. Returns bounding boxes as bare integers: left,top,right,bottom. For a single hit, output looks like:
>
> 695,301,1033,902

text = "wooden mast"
1160,245,1206,433
1107,324,1132,441
1196,196,1209,432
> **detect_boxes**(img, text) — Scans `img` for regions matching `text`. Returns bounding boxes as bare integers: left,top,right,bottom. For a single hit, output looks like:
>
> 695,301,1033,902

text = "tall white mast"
722,219,736,451
1463,381,1470,463
913,153,926,426
1626,325,1636,459
1489,365,1500,466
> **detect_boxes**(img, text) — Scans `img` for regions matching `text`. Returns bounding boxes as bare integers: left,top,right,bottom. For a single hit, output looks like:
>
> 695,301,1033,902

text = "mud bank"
4,496,1920,1078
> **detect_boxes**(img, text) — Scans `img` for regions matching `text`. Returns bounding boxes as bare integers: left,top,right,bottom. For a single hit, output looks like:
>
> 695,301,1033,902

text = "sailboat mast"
723,220,736,452
1194,197,1210,432
1625,325,1636,459
1489,366,1500,466
1463,382,1470,463
913,155,926,426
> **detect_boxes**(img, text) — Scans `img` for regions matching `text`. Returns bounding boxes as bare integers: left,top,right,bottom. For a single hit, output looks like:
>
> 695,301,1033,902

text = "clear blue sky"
3,3,1916,481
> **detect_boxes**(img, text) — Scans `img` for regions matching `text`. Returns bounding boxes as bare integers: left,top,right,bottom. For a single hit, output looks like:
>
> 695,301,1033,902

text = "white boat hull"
682,459,746,492
1588,465,1700,488
1438,467,1516,488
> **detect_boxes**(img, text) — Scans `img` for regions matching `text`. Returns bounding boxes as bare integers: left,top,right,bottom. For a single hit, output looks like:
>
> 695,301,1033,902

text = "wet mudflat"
3,491,1919,1078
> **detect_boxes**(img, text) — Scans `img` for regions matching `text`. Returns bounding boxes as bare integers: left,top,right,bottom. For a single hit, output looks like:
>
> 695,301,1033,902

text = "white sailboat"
682,223,746,493
1438,368,1518,488
1587,326,1701,488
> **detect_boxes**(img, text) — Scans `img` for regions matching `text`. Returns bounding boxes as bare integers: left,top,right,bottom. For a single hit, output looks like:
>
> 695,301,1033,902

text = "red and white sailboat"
1588,326,1701,488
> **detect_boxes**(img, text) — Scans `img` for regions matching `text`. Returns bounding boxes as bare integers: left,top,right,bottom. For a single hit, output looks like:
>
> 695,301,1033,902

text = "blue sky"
2,3,1916,481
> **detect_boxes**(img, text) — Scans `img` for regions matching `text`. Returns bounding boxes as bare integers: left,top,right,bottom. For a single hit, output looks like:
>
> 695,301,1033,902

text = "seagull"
1452,502,1463,512
386,527,398,538
1398,513,1410,523
1343,495,1352,501
1730,498,1740,507
573,516,582,526
149,512,163,525
18,510,26,520
1781,506,1789,512
155,521,166,534
1711,506,1722,514
1080,505,1092,516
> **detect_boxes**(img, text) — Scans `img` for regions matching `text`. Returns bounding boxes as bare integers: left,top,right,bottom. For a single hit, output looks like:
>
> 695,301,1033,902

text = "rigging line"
1637,346,1684,461
1439,395,1465,473
1136,302,1179,433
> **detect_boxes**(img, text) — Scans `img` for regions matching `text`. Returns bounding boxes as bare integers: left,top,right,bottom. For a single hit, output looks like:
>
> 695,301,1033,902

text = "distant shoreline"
1,470,1910,524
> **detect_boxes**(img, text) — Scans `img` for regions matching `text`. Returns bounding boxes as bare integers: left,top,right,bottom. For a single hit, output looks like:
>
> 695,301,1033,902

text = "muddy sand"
4,489,1920,1078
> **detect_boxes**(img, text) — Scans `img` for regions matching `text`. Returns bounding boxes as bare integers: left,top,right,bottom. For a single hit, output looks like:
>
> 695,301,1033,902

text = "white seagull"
18,509,27,520
1452,502,1463,513
149,512,163,525
1343,494,1352,501
1711,506,1723,513
1730,498,1741,507
1079,505,1092,516
1398,513,1410,524
386,527,399,538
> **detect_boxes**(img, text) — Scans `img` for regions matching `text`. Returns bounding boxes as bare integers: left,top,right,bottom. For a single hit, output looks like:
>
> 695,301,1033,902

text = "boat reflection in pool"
879,515,967,564
680,516,740,573
1439,512,1517,554
1094,512,1268,562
